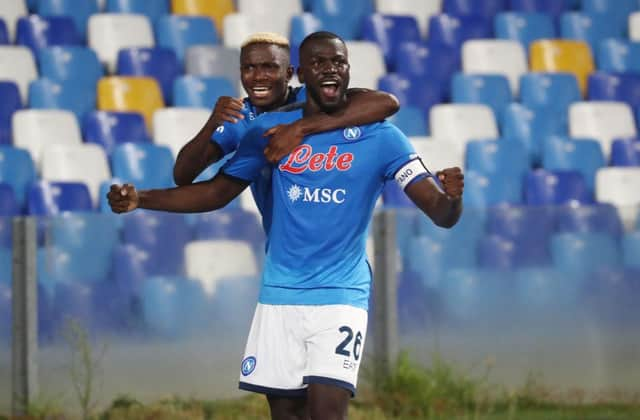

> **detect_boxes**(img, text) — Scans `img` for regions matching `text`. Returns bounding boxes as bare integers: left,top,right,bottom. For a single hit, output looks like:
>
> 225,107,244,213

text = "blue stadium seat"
0,183,17,248
155,15,219,63
588,72,640,109
556,203,623,237
173,75,236,109
0,82,21,145
582,0,638,37
28,78,97,121
520,72,581,114
378,73,444,115
501,103,567,165
477,234,517,270
361,14,421,71
494,12,555,50
290,12,322,46
37,0,99,40
623,232,640,268
0,18,9,44
111,143,175,190
83,111,149,157
560,12,624,52
310,0,374,40
193,210,264,245
509,0,572,18
542,136,605,194
387,106,428,137
427,14,494,49
37,46,103,89
443,0,507,18
0,281,11,338
610,138,640,166
524,169,592,205
16,15,80,53
394,43,459,98
583,267,640,327
597,40,640,73
451,73,512,118
463,170,523,208
466,139,530,180
551,232,620,274
106,0,170,23
117,47,181,104
0,146,36,211
27,181,93,215
51,281,95,331
111,244,151,298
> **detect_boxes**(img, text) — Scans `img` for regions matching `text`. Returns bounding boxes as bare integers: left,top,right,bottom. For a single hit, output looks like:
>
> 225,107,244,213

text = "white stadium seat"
629,12,640,41
222,13,251,49
410,137,464,173
0,0,27,42
237,0,301,39
152,107,210,158
429,104,498,152
185,45,241,89
596,167,640,230
0,46,37,103
569,101,637,159
462,39,527,95
345,41,386,90
12,109,82,169
41,143,111,205
88,13,154,73
375,0,441,36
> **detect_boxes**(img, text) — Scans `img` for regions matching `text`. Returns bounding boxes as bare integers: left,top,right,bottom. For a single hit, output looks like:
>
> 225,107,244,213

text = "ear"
297,66,305,84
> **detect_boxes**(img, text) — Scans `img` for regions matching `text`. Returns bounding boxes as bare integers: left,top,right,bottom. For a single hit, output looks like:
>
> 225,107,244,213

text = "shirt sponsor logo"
241,356,256,376
287,184,346,204
343,126,361,140
279,145,354,174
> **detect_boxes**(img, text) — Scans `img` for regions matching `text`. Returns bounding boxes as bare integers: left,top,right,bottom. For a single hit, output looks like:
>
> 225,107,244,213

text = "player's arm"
405,167,464,228
263,89,400,163
173,96,245,186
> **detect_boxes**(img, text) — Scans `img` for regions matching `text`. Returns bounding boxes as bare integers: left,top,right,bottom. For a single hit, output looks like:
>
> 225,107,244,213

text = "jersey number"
335,326,362,361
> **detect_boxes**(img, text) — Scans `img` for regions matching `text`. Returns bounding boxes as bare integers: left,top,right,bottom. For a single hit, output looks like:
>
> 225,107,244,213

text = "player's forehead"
240,43,289,65
303,38,348,61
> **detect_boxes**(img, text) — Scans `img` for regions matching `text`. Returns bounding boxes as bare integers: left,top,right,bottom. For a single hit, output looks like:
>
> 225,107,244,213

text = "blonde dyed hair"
241,32,290,49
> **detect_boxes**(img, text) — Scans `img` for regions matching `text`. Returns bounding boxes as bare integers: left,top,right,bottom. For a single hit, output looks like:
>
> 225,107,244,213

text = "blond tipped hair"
241,32,290,49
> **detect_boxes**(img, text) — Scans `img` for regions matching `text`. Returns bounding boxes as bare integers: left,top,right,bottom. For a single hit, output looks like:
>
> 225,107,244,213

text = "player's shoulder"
359,120,407,141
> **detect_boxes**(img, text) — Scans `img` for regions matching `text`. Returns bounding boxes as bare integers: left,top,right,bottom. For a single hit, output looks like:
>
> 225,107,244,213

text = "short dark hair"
299,31,345,56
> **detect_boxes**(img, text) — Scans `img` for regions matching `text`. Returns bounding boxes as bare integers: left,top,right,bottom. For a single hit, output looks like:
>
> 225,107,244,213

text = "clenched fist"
107,184,139,213
212,96,245,126
436,167,464,199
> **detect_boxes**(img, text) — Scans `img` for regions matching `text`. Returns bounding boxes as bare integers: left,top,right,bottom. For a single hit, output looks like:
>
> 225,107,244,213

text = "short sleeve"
210,119,246,156
221,123,269,183
381,125,430,190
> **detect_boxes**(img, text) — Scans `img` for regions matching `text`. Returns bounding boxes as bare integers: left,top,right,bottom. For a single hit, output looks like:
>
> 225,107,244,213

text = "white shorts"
238,303,368,397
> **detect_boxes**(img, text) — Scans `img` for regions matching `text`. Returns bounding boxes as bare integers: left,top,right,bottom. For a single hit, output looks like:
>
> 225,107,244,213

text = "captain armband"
394,156,430,190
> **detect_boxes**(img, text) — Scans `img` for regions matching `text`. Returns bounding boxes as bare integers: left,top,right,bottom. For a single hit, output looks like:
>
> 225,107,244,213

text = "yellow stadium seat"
97,77,164,130
529,40,594,95
171,0,235,34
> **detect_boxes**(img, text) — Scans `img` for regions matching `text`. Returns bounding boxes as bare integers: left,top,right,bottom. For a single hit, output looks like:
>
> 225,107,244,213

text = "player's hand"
212,96,245,126
263,122,305,164
107,184,139,213
436,167,464,200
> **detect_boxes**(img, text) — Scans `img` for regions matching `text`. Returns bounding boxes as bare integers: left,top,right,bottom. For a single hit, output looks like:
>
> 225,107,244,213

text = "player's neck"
304,98,347,117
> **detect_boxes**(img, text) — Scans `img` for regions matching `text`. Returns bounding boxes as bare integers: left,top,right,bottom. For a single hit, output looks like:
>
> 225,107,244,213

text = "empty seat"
595,167,640,228
0,0,27,41
375,0,441,36
411,137,465,172
0,46,37,103
152,108,210,158
466,139,530,179
12,109,82,167
27,181,93,215
510,0,571,17
0,18,8,44
344,41,385,90
378,73,444,115
105,0,170,23
16,15,80,52
569,101,637,159
486,204,553,249
185,45,240,89
477,235,517,270
560,12,624,52
584,0,637,37
173,75,237,109
542,136,605,194
430,104,498,151
310,0,374,40
428,14,493,49
37,46,103,89
451,73,512,117
530,40,595,95
588,72,640,109
463,169,522,208
38,0,99,39
28,78,97,121
97,76,165,130
494,12,555,50
155,15,219,63
443,0,507,18
387,107,428,137
83,111,149,156
623,232,640,268
171,0,234,35
361,14,421,71
236,0,302,40
462,39,527,95
88,13,154,73
519,72,581,114
524,169,591,205
597,40,640,73
220,13,253,49
116,47,180,103
111,143,175,189
394,43,460,92
0,146,35,209
0,183,17,247
192,209,263,244
556,203,623,237
0,82,21,145
631,12,640,41
610,139,640,167
551,232,619,274
289,13,322,62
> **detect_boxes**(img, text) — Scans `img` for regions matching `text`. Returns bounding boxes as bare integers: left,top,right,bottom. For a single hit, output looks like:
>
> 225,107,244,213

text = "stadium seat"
477,235,517,270
184,46,240,90
38,0,99,40
116,47,180,104
97,76,165,130
0,146,35,209
83,111,149,156
236,0,302,40
451,73,512,117
560,12,624,53
597,40,640,73
105,0,170,23
0,183,17,248
344,41,385,90
37,46,103,89
152,108,210,158
310,0,374,40
387,107,428,137
0,19,8,44
462,40,527,95
28,78,97,121
411,137,465,172
427,14,494,49
569,101,637,159
551,232,619,274
16,15,80,53
111,143,175,190
582,0,638,37
462,169,522,208
524,169,591,205
465,139,530,179
173,75,236,109
87,13,154,73
610,139,640,167
509,0,571,17
394,43,460,96
375,0,441,36
192,209,263,245
494,12,555,50
556,203,623,237
0,0,27,42
430,104,499,152
443,0,507,18
361,14,421,71
529,40,595,95
289,13,322,58
12,109,82,168
486,204,554,245
0,82,21,145
623,232,640,268
378,73,445,116
542,136,605,194
171,0,234,35
595,167,640,228
155,15,219,63
27,181,93,215
631,12,640,41
0,46,37,103
519,72,581,114
588,72,640,109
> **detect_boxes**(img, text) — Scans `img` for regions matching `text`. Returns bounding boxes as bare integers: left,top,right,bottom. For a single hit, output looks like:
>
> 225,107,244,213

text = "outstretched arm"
264,89,400,163
107,174,248,214
405,168,464,228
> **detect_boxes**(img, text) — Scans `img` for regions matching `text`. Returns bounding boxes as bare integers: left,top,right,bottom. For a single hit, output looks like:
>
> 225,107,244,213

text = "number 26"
335,326,362,361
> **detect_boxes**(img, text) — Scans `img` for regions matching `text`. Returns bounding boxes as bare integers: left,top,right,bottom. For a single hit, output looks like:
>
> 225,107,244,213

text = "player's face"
298,38,350,112
240,43,293,109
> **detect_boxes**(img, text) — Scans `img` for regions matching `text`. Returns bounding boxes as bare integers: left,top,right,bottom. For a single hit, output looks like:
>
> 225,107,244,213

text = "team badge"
241,356,256,376
343,126,361,140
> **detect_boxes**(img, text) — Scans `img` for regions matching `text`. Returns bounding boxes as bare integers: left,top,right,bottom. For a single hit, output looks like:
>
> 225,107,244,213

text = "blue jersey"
222,108,425,309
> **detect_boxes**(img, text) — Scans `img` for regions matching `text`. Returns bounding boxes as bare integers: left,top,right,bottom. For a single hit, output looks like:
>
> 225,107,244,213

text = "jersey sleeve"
381,125,431,190
210,119,245,156
220,121,269,183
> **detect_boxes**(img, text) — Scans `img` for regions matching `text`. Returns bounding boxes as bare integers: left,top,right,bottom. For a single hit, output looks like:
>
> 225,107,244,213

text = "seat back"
530,40,595,94
97,76,165,130
0,46,37,103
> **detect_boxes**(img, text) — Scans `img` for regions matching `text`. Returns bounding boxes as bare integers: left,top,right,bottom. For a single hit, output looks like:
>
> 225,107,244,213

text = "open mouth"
320,80,340,99
251,86,272,99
